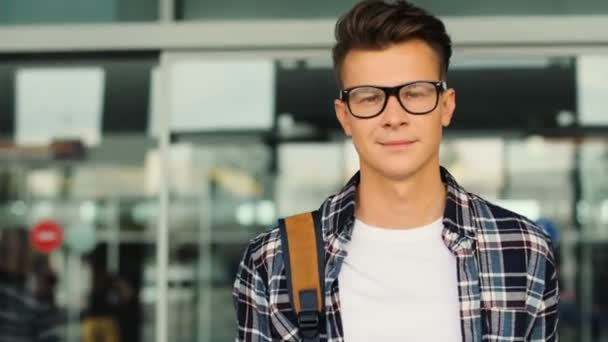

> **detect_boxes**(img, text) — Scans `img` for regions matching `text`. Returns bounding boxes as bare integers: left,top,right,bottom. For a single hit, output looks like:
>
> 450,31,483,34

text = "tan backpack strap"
278,210,324,341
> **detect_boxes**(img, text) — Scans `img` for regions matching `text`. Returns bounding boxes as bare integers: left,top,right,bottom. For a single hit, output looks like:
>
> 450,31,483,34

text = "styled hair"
332,0,452,87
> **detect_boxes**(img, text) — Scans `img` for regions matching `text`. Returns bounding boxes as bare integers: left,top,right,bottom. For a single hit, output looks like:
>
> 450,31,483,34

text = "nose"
380,94,410,128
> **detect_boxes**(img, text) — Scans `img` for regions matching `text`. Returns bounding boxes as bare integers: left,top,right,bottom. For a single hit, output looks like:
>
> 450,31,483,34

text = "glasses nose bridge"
382,85,406,111
383,86,401,100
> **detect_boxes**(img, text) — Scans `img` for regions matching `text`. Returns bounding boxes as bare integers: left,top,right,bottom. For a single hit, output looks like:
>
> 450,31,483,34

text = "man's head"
332,0,452,87
333,0,456,181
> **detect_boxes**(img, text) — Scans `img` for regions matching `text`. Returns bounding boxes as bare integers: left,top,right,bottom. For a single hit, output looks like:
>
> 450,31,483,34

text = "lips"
379,139,417,146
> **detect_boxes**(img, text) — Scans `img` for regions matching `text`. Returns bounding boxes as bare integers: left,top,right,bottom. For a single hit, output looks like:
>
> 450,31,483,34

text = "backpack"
278,211,325,342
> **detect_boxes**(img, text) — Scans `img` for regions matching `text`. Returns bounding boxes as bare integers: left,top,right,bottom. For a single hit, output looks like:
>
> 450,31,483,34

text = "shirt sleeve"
528,248,560,342
33,300,65,342
233,243,273,342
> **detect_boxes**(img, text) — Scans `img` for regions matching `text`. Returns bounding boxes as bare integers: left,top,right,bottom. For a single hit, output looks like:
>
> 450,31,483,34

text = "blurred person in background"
0,227,63,342
81,246,133,342
233,0,559,341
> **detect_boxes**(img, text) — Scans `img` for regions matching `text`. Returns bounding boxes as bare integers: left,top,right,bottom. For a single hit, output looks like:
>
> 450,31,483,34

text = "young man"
233,1,559,341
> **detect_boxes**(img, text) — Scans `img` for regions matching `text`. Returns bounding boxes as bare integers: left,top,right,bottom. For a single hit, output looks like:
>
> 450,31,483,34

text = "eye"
361,94,381,103
401,83,434,99
403,91,424,98
350,88,384,104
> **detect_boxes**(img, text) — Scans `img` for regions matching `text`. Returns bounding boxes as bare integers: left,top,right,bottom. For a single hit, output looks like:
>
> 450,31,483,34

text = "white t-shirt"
338,217,462,341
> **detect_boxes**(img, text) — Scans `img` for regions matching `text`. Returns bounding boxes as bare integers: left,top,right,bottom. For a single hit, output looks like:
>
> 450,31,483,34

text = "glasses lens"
348,87,386,117
399,82,438,114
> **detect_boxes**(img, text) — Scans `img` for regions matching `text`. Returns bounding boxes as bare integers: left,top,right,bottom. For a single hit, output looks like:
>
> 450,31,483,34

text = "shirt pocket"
481,307,531,341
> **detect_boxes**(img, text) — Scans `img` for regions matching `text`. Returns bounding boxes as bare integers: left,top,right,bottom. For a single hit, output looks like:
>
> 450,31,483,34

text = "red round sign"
30,220,63,253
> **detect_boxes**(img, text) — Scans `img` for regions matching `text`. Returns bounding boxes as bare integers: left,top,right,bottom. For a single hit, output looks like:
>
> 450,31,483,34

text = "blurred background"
0,0,607,341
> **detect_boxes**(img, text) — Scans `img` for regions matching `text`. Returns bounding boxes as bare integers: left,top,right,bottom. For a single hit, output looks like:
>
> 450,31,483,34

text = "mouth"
379,139,418,150
380,139,418,145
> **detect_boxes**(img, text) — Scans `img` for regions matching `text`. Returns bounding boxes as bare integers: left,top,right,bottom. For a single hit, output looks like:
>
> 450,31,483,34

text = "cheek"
349,122,377,150
413,117,443,142
350,128,366,151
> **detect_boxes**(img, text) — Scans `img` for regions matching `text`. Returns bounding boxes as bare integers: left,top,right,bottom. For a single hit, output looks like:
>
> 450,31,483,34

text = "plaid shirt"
0,273,63,342
233,167,559,341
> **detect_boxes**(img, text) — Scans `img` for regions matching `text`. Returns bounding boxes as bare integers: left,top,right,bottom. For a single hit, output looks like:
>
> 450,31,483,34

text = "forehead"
340,39,441,89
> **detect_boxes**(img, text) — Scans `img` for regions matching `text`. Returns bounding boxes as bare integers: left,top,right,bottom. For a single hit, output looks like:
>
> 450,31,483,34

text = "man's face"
334,39,456,181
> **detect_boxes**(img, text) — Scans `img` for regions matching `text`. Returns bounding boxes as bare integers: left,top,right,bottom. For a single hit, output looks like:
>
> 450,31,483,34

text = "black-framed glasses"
339,80,447,119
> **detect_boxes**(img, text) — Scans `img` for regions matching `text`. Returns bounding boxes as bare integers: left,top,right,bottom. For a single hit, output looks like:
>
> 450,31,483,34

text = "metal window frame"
1,16,608,55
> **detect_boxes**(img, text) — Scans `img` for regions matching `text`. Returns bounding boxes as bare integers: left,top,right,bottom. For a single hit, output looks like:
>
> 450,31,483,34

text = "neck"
355,160,446,229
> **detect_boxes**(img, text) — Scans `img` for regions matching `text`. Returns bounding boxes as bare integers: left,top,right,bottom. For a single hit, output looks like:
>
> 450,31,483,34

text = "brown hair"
332,0,452,87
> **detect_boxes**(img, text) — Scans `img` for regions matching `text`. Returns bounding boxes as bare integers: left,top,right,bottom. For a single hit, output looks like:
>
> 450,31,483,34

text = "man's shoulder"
242,226,283,272
240,206,327,278
469,193,555,259
468,194,558,314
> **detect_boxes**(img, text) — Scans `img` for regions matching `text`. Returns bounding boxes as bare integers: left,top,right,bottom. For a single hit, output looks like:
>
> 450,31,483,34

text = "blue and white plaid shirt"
233,167,559,341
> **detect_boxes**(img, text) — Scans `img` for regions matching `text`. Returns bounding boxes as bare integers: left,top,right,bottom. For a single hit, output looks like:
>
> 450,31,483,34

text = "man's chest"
336,241,462,341
268,247,533,342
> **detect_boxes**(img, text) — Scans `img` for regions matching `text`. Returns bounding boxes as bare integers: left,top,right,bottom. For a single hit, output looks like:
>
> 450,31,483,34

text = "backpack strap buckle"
298,310,320,339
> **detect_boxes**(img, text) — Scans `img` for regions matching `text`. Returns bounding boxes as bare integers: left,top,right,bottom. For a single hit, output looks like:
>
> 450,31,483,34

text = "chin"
358,145,438,181
371,162,422,181
383,168,420,181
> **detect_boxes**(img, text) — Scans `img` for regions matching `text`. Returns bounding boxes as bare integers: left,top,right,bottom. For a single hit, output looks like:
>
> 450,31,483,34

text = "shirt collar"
319,166,478,250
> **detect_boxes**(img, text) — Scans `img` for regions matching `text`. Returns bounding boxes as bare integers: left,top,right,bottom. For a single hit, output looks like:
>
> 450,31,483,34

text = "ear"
335,99,353,136
440,88,456,127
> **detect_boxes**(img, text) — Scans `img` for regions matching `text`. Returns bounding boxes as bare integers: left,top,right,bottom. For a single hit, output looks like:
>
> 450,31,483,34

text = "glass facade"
0,6,607,340
177,0,608,20
0,54,159,342
3,0,608,24
0,0,158,25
